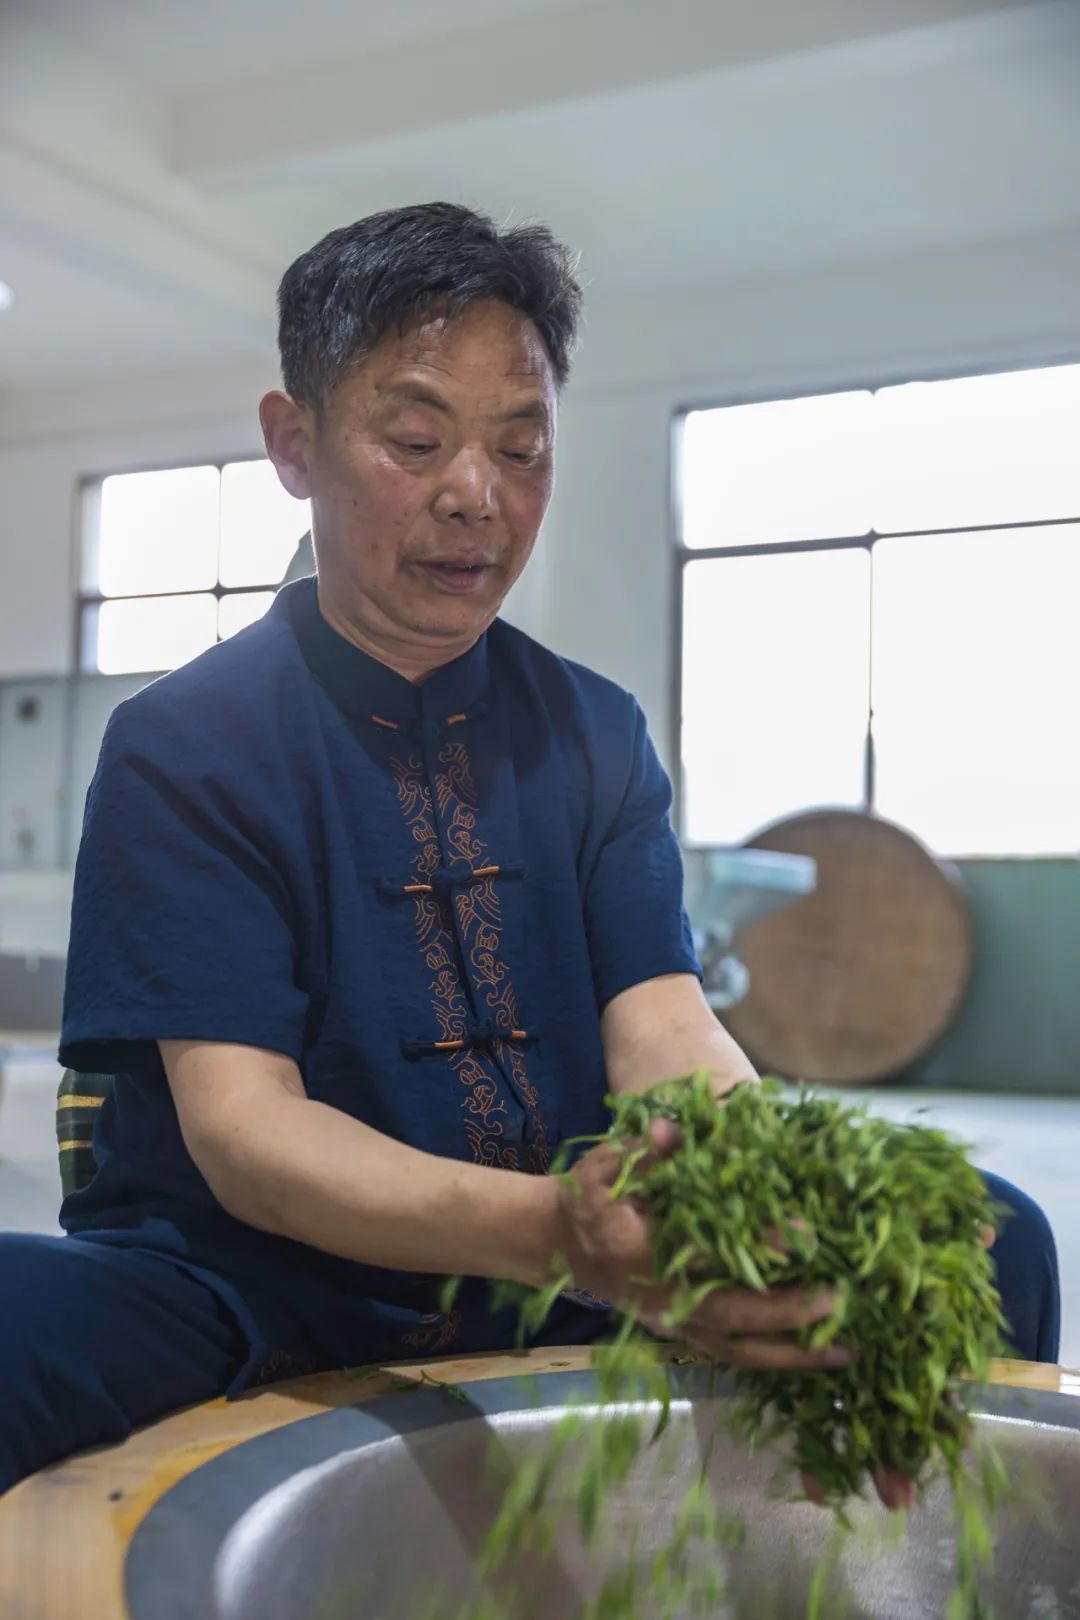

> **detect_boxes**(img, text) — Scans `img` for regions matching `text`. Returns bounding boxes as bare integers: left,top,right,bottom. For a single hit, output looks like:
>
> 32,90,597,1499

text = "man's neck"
316,581,481,686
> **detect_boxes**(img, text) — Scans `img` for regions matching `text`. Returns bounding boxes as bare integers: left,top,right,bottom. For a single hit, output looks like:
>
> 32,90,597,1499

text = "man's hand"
552,1119,852,1373
554,1118,985,1514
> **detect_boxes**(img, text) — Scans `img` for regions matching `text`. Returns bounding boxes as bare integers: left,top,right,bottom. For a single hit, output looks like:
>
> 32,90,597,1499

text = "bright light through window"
680,390,874,550
81,460,310,675
678,362,1080,856
875,366,1080,533
95,466,219,597
682,550,871,845
96,594,218,676
220,460,310,587
872,526,1080,855
218,591,275,640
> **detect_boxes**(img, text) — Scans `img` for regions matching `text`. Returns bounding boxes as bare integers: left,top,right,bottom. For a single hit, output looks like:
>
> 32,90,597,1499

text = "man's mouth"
414,559,497,594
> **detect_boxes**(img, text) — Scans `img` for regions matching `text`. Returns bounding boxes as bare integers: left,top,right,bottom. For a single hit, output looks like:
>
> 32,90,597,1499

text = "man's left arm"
582,695,757,1099
602,972,759,1100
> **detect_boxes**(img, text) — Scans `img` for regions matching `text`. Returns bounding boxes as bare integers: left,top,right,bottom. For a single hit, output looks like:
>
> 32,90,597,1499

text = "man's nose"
432,448,496,523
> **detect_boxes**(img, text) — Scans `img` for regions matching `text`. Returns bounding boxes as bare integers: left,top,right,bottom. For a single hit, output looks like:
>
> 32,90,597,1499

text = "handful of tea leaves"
459,1077,1008,1620
608,1076,1005,1506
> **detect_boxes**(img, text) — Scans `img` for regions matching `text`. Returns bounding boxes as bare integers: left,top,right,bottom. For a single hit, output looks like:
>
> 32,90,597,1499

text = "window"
676,363,1080,857
79,459,311,675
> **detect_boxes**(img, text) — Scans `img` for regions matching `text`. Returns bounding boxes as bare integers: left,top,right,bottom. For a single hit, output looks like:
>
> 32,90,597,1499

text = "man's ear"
260,391,314,500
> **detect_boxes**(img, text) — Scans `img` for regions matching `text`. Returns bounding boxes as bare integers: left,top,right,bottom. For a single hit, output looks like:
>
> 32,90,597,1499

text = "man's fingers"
980,1223,995,1251
646,1117,683,1158
577,1122,683,1197
635,1282,839,1342
620,1121,684,1191
876,1471,916,1512
574,1140,626,1191
873,1463,916,1511
802,1466,915,1512
696,1282,839,1338
683,1332,854,1371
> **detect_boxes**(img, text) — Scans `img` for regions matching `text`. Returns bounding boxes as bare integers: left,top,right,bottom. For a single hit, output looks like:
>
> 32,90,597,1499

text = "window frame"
74,452,300,676
669,354,1080,859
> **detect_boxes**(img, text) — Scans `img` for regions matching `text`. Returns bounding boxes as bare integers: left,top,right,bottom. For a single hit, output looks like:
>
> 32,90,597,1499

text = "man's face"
265,299,557,660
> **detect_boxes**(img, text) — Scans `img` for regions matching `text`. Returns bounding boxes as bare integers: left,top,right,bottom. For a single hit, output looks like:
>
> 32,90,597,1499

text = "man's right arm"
162,1040,850,1376
161,1039,559,1287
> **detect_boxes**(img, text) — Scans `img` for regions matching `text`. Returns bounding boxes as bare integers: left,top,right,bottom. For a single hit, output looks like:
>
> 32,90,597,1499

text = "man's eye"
393,440,438,455
503,449,538,465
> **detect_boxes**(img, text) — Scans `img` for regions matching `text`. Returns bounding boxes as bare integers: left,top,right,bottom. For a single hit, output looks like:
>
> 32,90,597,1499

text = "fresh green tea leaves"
451,1075,1006,1620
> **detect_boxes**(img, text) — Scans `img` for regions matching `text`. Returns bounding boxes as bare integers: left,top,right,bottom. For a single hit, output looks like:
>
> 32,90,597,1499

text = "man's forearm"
177,1068,560,1288
602,973,760,1100
681,1011,761,1099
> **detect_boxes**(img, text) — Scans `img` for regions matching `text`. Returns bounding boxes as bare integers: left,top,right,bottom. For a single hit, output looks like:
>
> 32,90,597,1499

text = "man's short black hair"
277,202,582,408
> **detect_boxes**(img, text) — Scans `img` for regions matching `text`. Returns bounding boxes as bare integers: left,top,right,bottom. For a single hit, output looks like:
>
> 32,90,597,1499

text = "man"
0,204,1059,1496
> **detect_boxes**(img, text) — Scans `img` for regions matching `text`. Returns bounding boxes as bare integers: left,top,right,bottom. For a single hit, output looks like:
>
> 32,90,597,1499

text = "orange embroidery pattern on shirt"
401,1307,464,1354
435,742,549,1172
390,751,518,1170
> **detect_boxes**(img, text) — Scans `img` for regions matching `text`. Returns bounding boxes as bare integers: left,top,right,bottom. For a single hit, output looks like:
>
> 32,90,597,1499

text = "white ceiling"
0,0,1078,391
0,235,231,380
226,10,1080,283
30,0,591,93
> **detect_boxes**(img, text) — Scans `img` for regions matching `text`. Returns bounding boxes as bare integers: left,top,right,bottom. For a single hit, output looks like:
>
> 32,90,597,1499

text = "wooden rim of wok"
722,808,975,1085
0,1347,1074,1620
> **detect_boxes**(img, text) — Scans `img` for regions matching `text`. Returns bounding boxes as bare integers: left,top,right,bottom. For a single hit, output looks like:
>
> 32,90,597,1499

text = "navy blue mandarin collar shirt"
60,578,699,1385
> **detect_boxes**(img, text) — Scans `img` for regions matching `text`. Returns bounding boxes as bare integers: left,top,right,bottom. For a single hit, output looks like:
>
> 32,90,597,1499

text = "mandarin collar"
274,577,490,726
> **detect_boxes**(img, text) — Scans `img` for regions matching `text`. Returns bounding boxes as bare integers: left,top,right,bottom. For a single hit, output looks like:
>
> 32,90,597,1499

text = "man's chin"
405,582,508,636
406,601,503,645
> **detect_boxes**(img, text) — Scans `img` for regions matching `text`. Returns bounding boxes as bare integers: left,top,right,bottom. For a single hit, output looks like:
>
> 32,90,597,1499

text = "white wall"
0,363,273,676
3,223,1080,771
540,224,1080,768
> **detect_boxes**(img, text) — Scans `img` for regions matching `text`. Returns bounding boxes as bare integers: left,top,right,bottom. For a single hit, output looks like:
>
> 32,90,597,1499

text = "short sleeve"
60,701,309,1076
584,701,701,1009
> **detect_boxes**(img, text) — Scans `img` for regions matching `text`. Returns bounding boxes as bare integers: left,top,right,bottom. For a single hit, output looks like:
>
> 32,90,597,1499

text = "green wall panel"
898,859,1080,1093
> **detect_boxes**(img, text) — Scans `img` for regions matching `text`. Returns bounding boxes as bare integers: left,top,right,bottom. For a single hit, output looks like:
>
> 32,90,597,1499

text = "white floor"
0,1052,63,1236
1,1055,1078,1366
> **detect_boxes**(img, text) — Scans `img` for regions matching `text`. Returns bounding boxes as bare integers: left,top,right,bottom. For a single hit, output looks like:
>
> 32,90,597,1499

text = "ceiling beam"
0,131,277,353
170,0,1035,189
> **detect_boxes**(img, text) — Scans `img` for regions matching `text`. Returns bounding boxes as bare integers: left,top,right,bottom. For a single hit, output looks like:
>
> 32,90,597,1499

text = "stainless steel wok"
125,1367,1080,1620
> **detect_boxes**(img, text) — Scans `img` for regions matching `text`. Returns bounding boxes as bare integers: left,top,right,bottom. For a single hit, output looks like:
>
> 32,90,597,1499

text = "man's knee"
983,1171,1059,1289
0,1233,240,1495
0,1234,81,1376
0,1234,117,1493
981,1171,1061,1364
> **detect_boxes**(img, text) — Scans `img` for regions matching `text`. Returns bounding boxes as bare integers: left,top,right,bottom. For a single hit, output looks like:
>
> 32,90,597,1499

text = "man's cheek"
362,464,426,531
513,485,553,545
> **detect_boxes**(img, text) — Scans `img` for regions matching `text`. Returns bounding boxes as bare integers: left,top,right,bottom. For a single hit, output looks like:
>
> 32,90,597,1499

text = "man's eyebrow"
500,400,551,425
379,383,452,415
379,383,551,427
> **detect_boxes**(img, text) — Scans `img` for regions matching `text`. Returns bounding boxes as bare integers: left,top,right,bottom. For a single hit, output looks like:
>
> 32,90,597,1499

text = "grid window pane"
872,526,1080,855
94,593,218,675
680,391,873,550
874,365,1080,534
96,466,220,597
219,460,311,587
218,591,275,640
681,550,871,844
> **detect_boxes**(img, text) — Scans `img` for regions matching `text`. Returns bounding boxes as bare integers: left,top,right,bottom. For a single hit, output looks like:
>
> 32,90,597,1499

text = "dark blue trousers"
0,1171,1060,1495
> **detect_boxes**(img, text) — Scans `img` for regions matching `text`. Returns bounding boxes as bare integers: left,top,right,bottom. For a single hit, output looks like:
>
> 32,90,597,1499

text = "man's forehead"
382,304,551,378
